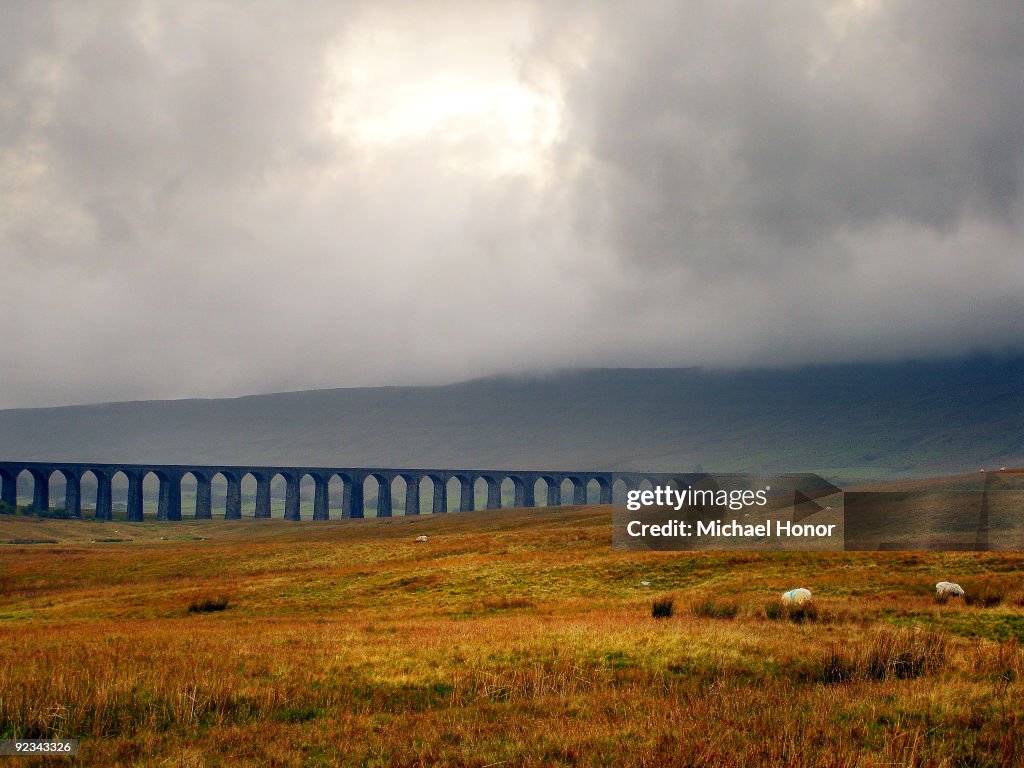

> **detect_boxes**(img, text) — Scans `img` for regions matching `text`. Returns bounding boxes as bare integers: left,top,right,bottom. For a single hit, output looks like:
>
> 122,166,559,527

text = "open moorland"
2,496,1024,766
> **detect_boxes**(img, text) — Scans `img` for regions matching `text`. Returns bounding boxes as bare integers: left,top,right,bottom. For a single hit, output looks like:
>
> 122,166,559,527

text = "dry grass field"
2,501,1024,766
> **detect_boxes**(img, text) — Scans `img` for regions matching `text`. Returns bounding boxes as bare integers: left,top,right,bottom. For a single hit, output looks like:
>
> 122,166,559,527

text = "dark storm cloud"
532,0,1024,366
547,2,1024,265
1,1,1022,407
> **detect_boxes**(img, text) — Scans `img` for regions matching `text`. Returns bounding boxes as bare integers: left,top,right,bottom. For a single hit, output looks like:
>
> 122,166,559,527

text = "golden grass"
2,507,1024,766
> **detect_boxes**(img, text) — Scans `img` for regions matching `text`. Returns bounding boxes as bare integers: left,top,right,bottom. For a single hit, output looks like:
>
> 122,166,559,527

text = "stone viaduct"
0,461,690,521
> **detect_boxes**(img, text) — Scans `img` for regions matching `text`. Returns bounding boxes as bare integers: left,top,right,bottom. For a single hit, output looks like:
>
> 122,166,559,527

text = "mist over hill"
0,358,1021,482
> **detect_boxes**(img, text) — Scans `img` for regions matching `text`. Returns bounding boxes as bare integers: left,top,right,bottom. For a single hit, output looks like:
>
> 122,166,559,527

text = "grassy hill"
1,357,1022,482
2,497,1024,765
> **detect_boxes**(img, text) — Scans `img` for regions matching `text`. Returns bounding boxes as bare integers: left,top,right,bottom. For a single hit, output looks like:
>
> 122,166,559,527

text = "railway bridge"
0,461,691,520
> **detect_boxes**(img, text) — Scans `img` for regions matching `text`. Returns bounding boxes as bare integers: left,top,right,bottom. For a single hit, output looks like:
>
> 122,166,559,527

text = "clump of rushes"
972,638,1024,682
817,628,945,684
765,600,818,623
820,645,857,684
188,595,230,614
651,595,674,618
962,577,1019,608
865,628,945,680
692,598,740,620
481,597,533,610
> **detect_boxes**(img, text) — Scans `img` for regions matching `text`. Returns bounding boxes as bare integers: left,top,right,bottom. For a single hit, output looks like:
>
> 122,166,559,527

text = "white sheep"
935,581,964,598
640,580,651,587
781,588,813,605
414,534,428,543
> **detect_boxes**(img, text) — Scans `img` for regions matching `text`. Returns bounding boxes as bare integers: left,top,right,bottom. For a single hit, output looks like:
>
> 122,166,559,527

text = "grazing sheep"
935,581,964,598
781,588,813,605
414,535,428,543
640,580,651,587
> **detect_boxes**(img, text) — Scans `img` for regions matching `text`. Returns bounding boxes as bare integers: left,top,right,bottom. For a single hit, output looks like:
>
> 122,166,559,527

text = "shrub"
34,507,71,519
187,595,230,614
0,503,70,519
692,598,739,620
652,595,674,619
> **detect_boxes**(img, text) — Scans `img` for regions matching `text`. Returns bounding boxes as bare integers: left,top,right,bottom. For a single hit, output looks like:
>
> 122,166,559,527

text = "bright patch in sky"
324,5,561,178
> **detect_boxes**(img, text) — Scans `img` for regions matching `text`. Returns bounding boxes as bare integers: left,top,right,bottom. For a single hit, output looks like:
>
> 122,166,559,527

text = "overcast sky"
2,1,1023,408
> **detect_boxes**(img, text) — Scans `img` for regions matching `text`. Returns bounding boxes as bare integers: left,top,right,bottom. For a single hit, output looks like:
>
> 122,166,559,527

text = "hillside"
0,358,1022,482
2,502,1024,765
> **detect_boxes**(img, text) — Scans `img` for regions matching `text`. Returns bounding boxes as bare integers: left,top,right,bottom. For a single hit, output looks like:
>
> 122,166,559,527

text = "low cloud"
1,1,1022,407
